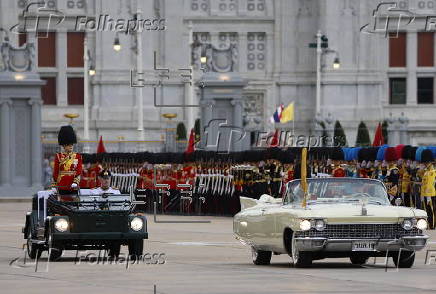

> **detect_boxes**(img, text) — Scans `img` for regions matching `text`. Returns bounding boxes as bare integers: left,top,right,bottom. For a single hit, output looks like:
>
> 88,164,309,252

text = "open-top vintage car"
23,190,148,261
234,178,428,268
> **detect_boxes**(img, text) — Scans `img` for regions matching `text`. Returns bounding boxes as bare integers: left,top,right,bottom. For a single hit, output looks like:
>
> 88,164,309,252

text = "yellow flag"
280,102,294,123
301,147,308,208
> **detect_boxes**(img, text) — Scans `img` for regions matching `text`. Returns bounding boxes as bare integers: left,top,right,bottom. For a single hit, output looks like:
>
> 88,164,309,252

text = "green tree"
382,120,388,145
334,121,347,147
355,121,371,147
176,122,187,140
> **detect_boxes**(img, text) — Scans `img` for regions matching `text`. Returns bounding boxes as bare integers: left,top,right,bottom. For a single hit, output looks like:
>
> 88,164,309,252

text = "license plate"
352,241,376,251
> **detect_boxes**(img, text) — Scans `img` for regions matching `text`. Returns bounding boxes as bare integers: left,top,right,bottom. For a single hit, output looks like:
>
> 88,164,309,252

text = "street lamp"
200,50,207,64
309,30,341,116
113,33,121,51
333,57,340,69
88,65,96,76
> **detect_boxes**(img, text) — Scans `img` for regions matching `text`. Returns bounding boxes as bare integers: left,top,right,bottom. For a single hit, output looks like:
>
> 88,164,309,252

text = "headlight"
416,219,428,230
402,219,413,230
54,218,68,232
314,219,326,231
130,217,144,231
299,220,311,231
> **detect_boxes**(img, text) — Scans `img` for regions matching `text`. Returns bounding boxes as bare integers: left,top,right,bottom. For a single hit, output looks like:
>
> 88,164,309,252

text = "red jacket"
52,152,83,191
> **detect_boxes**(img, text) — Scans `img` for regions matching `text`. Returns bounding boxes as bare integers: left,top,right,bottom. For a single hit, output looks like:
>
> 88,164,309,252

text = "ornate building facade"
1,0,436,149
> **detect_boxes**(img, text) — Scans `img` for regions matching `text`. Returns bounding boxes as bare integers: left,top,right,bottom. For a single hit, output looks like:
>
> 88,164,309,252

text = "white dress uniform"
91,187,121,195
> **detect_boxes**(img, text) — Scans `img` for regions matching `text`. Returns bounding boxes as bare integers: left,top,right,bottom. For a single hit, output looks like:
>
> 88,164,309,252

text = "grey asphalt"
1,202,436,294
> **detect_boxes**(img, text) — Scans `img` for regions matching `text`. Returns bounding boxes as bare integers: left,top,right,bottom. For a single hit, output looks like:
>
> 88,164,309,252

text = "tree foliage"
355,121,371,147
334,121,347,147
176,122,187,140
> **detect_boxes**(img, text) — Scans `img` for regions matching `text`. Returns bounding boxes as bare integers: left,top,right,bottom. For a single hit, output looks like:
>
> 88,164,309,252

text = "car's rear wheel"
108,243,121,258
128,240,143,260
350,255,369,265
49,247,63,261
291,232,312,268
392,250,415,268
251,247,272,265
26,231,41,260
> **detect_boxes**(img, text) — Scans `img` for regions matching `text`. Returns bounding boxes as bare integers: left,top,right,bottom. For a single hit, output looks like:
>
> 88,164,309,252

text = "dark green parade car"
23,190,148,261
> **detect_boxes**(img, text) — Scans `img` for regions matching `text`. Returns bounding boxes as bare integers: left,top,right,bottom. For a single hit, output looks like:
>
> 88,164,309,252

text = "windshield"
284,178,389,206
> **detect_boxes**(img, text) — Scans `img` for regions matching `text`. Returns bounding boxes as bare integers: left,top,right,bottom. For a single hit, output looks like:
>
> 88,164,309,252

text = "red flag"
269,129,279,147
372,123,384,147
185,129,195,154
97,136,106,153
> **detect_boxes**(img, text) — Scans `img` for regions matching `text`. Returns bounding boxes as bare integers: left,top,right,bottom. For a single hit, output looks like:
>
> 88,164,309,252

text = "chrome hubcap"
252,248,258,260
291,233,299,263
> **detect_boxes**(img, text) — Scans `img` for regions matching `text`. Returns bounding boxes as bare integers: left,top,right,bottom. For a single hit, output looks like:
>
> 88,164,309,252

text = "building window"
18,33,27,47
247,32,266,71
41,77,57,105
417,32,434,67
67,32,84,67
417,77,434,104
37,32,56,67
389,78,406,104
389,33,406,67
67,77,84,105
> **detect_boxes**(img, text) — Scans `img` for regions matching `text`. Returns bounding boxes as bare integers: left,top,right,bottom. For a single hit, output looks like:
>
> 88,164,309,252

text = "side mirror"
394,198,402,206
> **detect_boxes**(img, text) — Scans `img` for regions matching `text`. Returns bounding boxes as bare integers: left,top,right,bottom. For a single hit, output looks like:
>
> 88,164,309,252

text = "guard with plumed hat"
384,147,400,204
420,149,435,228
51,125,83,197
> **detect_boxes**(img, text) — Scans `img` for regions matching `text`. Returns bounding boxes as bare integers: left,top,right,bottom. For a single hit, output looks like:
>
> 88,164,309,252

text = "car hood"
285,203,427,223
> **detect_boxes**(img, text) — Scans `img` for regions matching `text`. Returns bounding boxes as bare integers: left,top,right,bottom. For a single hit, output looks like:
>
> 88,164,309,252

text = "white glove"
51,187,57,194
71,183,78,189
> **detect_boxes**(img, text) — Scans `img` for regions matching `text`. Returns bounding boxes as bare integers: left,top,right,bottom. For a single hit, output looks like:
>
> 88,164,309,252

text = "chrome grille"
295,224,422,239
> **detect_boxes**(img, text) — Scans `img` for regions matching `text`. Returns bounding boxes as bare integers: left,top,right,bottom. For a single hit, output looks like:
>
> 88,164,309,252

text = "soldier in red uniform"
51,125,82,198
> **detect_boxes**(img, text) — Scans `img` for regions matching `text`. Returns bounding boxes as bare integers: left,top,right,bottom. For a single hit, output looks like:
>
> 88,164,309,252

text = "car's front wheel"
350,255,369,265
291,232,312,268
128,240,143,260
49,247,63,261
251,247,272,265
26,231,41,260
392,250,415,268
108,243,121,258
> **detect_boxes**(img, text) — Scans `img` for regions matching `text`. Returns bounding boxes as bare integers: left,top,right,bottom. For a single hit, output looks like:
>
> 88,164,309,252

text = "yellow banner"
301,147,308,208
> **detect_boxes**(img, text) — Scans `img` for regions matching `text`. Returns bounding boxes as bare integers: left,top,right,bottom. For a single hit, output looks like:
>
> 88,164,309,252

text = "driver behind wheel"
91,170,120,195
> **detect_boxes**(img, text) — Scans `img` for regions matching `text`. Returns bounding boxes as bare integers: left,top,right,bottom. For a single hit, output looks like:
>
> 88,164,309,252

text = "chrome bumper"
294,235,429,252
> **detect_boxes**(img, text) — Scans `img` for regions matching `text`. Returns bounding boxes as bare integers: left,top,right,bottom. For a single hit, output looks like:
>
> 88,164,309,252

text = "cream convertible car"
234,178,429,268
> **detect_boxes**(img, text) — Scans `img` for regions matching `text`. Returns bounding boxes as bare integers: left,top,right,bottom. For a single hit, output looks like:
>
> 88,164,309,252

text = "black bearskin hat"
58,125,77,146
421,149,434,163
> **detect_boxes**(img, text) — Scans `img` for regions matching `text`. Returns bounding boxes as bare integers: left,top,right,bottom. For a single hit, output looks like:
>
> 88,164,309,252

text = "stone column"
387,114,400,145
199,99,215,150
231,98,243,151
0,99,12,186
57,29,68,106
406,31,417,105
239,33,247,72
399,112,410,144
29,98,43,187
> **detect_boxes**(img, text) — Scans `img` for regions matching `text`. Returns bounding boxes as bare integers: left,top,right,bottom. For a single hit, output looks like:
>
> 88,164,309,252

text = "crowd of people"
48,125,436,225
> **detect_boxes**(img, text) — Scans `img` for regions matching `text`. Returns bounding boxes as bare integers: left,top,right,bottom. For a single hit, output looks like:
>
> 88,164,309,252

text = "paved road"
2,202,436,294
